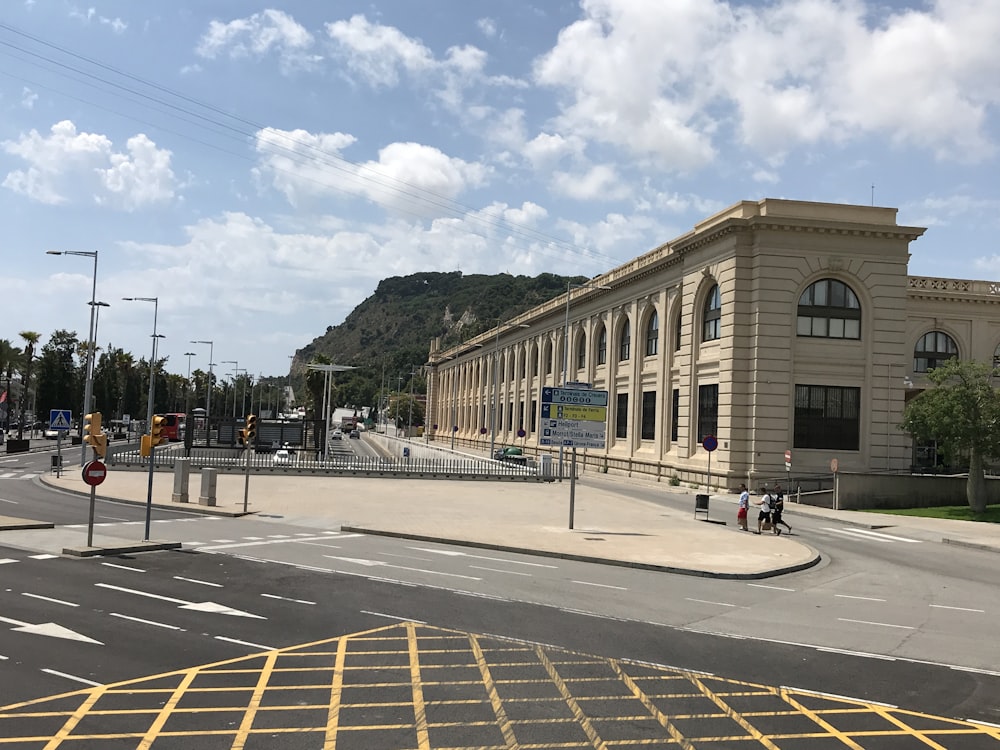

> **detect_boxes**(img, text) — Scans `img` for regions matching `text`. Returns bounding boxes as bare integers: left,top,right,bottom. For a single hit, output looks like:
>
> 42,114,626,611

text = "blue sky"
2,0,999,378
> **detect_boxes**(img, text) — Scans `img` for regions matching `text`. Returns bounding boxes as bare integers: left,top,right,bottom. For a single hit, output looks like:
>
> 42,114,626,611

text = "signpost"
81,459,107,548
785,449,792,503
540,385,608,529
49,409,72,478
702,435,718,492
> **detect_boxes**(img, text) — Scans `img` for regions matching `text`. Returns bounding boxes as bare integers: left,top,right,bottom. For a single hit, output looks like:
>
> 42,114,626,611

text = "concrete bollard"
199,467,218,507
172,458,191,503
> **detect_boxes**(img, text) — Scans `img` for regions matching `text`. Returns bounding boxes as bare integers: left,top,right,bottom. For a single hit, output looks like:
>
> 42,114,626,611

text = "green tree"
900,358,1000,514
17,330,41,438
0,339,22,430
35,330,81,420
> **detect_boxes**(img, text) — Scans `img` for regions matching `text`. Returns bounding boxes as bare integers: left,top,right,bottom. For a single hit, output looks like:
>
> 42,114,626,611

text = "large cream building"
425,199,998,489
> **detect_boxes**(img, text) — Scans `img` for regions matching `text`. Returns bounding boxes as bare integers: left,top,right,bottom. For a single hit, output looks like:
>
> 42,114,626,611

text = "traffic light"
150,415,166,447
83,411,107,459
245,414,257,443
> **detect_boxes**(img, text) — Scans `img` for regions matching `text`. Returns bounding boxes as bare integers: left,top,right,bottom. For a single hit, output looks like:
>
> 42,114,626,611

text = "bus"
155,413,186,442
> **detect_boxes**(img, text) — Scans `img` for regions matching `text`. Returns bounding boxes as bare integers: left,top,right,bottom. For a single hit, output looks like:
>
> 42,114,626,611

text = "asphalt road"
1,544,998,747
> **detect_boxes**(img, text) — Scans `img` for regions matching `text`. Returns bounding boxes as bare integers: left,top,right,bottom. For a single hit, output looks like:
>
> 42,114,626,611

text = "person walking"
771,483,792,535
754,490,772,535
737,483,750,531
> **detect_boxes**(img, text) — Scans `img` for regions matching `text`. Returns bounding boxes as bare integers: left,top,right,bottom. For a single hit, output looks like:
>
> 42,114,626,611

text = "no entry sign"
82,460,107,487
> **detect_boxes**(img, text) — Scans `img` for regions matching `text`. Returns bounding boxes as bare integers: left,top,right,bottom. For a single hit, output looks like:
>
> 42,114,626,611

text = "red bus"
155,413,186,442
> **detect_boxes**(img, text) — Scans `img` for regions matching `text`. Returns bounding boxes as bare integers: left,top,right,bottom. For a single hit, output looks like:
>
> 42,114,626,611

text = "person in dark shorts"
771,483,792,535
754,491,771,535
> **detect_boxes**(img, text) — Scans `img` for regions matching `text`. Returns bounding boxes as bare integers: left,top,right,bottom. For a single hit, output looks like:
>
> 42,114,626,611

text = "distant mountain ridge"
294,271,588,375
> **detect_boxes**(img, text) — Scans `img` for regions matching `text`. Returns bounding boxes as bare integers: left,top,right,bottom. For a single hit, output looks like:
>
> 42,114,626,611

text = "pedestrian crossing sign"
49,409,72,430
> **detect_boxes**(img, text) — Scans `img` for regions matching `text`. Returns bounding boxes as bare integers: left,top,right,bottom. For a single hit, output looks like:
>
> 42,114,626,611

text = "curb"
942,537,1000,554
62,541,183,558
340,526,822,580
38,475,250,518
0,516,55,531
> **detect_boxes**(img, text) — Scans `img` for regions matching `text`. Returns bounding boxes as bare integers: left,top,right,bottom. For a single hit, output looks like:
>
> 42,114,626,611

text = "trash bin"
51,455,62,470
694,493,710,520
402,447,410,458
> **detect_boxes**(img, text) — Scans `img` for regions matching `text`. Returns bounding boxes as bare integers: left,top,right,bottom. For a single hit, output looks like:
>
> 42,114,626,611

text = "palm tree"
17,331,40,439
0,339,22,431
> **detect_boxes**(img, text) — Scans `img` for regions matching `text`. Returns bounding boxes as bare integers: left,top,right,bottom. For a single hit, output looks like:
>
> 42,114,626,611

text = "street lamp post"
47,250,98,464
221,361,238,419
123,296,160,542
190,340,213,444
407,368,418,438
307,363,355,461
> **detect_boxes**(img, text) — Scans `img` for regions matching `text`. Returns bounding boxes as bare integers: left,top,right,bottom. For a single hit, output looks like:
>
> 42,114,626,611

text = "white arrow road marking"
94,583,266,619
0,615,103,644
323,555,482,580
410,546,558,568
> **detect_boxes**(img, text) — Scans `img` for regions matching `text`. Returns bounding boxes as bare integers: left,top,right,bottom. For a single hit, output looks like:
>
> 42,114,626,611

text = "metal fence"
106,444,551,480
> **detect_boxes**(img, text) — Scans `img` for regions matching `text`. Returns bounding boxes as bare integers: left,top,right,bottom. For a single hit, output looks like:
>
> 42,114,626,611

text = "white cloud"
551,164,630,202
532,0,1000,167
325,14,437,87
20,87,37,110
196,9,318,71
477,18,498,38
69,6,127,33
254,127,490,216
2,120,175,210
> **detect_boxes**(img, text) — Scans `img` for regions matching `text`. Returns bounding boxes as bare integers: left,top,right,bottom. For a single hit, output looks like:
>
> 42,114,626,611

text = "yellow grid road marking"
0,623,996,748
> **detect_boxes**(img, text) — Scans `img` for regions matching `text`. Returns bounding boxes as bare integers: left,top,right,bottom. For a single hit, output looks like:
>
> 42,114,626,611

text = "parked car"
349,429,360,439
493,446,527,464
273,449,293,466
43,427,65,440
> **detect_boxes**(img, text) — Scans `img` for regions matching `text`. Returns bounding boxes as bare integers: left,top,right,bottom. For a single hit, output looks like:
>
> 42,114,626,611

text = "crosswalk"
0,553,59,565
0,471,41,481
821,526,922,544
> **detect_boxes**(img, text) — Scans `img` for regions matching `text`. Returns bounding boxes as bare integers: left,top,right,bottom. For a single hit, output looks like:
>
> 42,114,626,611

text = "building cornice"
908,275,1000,303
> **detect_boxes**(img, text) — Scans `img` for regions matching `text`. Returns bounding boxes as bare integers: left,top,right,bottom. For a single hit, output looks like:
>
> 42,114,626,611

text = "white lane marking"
214,635,274,650
29,554,58,560
379,552,434,562
94,584,265,619
930,604,985,613
22,593,79,607
96,515,129,522
835,594,886,602
838,618,915,630
0,654,6,660
468,565,532,576
969,719,1000,729
211,539,236,544
824,527,921,543
685,598,739,608
787,685,897,707
747,583,796,592
294,533,313,537
101,562,145,573
815,646,896,661
0,615,103,644
200,534,350,551
41,668,102,687
267,534,291,539
571,580,627,590
323,555,482,580
110,613,183,630
361,610,426,623
0,497,18,504
261,593,315,605
410,546,557,568
293,541,342,550
0,559,17,565
173,576,223,588
242,537,265,541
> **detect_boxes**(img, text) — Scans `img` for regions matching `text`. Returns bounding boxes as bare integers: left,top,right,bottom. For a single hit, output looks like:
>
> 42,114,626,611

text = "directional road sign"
540,386,608,449
49,409,72,430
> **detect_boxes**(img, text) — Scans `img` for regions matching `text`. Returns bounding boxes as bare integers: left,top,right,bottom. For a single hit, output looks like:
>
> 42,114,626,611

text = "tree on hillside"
900,358,1000,514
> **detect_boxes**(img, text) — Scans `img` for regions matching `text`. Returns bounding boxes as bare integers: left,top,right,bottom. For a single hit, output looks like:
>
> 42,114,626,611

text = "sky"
2,0,999,380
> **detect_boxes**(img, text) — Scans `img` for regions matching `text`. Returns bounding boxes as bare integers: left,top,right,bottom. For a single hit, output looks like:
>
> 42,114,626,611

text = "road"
1,458,999,746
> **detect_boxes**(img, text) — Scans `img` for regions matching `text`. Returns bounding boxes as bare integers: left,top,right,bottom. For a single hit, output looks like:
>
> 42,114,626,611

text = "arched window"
544,341,552,375
597,325,607,365
703,285,721,342
674,312,682,352
914,331,958,373
797,278,861,339
994,342,1000,370
645,310,659,356
577,333,586,370
619,319,631,362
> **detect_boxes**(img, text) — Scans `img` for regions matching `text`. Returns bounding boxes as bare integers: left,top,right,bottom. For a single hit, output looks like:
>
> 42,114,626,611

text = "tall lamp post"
190,340,213,443
307,363,355,461
407,368,419,438
123,296,160,541
47,249,98,464
221,360,239,419
490,321,530,460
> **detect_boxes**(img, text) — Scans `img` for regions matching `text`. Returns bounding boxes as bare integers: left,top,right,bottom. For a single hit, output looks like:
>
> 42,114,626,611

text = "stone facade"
426,198,1000,489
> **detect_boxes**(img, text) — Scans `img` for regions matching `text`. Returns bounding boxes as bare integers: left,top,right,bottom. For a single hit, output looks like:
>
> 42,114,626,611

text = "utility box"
695,494,710,520
172,458,190,503
199,468,218,507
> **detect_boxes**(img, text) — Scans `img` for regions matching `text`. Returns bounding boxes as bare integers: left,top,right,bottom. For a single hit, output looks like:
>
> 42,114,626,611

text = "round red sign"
82,460,107,486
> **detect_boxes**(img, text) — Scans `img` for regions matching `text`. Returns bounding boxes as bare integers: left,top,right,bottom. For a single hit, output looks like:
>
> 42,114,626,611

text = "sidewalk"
26,468,815,579
15,467,999,576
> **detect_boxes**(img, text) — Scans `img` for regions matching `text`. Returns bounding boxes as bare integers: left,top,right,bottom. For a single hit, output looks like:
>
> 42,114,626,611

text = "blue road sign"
49,409,72,431
702,435,718,452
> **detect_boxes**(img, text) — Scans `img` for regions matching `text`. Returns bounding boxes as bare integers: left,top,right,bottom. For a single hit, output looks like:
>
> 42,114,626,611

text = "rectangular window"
577,342,586,370
517,401,523,430
531,399,537,432
616,393,628,439
697,384,718,443
671,388,679,442
641,391,656,440
508,401,514,431
794,385,860,450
